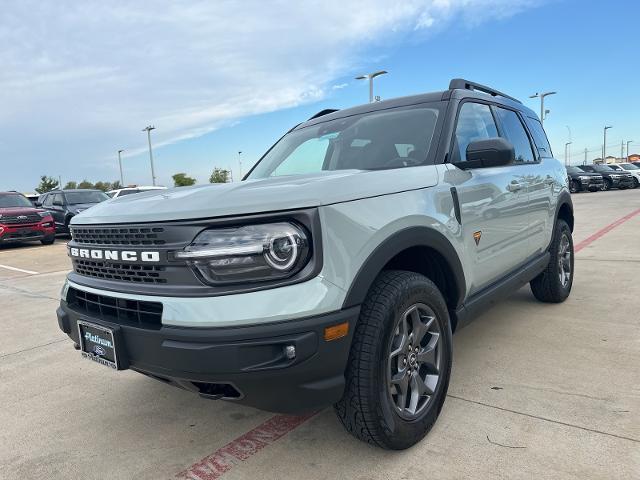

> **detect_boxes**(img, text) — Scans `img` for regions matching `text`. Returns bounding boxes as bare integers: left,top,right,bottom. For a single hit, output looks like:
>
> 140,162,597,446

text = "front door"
444,101,530,295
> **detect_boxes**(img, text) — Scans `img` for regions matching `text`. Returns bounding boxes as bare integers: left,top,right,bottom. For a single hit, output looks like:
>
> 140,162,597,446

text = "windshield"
621,163,639,170
594,165,614,172
609,165,622,170
65,191,109,204
248,105,443,179
0,194,33,208
566,167,583,174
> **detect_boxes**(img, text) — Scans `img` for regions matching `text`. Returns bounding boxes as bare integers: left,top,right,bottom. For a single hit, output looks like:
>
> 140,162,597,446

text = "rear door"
492,107,554,259
446,101,530,295
48,193,66,229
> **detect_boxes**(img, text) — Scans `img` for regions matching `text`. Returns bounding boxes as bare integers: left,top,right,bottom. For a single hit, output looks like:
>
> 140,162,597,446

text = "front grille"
71,226,166,246
67,287,163,326
73,259,168,284
0,214,41,225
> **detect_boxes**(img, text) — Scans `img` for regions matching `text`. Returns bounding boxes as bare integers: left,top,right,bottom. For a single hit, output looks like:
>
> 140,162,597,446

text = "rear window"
525,116,553,158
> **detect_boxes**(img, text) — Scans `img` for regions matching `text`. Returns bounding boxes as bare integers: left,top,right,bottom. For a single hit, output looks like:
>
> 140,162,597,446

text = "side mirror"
454,138,515,170
34,202,42,207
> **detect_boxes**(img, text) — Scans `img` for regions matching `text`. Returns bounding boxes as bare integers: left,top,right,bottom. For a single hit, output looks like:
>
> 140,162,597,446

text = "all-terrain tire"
334,270,452,450
530,219,574,303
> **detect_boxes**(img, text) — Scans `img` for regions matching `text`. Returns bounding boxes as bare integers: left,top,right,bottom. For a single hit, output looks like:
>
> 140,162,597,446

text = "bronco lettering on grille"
69,247,160,262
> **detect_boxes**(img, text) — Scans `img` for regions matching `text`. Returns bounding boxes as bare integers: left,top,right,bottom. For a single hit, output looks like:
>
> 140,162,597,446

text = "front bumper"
57,300,359,413
587,178,604,189
611,177,634,188
0,222,55,242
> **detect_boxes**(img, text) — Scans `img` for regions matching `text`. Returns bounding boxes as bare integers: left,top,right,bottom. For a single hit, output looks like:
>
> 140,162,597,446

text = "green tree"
172,173,196,187
77,179,94,189
110,180,123,190
64,181,77,189
93,181,112,192
35,175,60,194
209,167,230,184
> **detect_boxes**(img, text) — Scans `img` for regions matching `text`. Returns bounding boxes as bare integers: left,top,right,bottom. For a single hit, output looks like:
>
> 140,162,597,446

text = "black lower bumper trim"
57,302,360,413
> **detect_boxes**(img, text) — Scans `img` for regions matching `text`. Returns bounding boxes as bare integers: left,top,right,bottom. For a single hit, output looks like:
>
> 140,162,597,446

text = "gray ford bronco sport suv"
57,79,574,449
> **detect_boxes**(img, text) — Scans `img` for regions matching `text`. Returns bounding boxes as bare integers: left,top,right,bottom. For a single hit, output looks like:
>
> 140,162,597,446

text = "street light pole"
529,91,557,125
355,70,388,103
564,142,572,166
603,126,612,163
117,149,125,186
626,140,633,160
142,125,157,186
238,151,243,180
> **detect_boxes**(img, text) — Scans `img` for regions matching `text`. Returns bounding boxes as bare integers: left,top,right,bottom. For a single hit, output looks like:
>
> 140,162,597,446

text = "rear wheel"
335,270,452,450
530,219,574,303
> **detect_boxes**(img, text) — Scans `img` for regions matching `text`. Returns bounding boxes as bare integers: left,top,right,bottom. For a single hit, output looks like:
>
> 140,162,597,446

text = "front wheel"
569,180,579,194
530,219,574,303
602,179,611,191
40,236,55,245
334,270,452,450
633,178,639,189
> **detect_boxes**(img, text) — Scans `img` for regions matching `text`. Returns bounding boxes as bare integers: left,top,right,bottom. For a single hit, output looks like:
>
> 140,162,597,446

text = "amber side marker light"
324,322,349,341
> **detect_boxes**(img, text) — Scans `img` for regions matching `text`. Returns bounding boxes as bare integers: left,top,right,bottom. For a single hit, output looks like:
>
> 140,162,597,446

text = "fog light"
284,345,296,360
324,322,349,341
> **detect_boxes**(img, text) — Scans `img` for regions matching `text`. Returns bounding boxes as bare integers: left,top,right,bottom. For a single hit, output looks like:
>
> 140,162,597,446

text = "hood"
72,167,439,225
0,206,39,215
68,202,100,213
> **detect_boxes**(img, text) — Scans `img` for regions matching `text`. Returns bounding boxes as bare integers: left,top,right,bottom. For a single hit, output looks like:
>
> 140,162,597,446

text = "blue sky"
2,0,639,192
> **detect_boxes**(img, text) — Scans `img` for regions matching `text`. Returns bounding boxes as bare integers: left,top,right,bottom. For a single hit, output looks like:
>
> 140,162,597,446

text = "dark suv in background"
566,166,603,193
579,164,633,190
39,189,109,233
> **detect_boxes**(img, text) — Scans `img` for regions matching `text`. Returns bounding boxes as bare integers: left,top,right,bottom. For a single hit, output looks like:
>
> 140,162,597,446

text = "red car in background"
0,192,56,245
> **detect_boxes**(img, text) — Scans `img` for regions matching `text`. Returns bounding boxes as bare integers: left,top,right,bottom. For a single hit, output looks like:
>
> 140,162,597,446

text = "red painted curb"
176,412,316,480
574,208,640,253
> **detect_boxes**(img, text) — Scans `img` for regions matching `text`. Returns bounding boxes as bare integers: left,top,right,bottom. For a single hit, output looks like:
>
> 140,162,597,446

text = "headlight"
578,176,590,181
37,211,50,218
174,222,311,285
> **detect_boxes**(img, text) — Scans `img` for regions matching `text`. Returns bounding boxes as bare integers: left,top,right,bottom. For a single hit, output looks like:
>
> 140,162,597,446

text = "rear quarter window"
525,116,553,158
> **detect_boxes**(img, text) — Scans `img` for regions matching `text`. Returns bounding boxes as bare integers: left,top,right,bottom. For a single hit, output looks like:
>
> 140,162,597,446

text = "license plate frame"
77,320,120,370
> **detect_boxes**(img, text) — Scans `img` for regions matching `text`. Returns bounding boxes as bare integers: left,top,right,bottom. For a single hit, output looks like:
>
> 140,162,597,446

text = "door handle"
507,182,523,192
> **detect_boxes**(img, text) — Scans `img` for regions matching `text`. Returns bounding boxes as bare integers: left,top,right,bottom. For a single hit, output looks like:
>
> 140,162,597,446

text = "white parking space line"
0,264,39,275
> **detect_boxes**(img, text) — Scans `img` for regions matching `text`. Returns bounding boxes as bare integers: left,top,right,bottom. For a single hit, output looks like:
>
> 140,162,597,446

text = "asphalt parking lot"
1,190,639,480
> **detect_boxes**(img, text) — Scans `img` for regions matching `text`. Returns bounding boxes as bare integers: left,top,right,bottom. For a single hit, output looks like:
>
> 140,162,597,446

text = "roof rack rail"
308,108,339,120
448,78,521,104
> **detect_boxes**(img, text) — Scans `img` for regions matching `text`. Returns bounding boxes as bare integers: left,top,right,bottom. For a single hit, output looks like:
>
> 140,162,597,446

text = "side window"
452,102,498,163
494,108,536,163
42,194,52,207
525,116,553,158
52,193,63,205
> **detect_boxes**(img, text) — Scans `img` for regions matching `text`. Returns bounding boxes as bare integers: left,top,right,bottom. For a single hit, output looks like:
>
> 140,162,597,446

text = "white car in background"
607,163,640,188
107,186,167,198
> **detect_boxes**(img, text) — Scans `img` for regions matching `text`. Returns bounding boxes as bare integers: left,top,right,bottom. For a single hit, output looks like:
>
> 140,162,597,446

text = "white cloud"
0,0,542,189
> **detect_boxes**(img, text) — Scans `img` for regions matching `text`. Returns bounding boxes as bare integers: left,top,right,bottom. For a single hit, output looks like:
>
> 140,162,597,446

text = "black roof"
299,78,536,130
